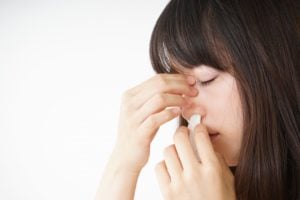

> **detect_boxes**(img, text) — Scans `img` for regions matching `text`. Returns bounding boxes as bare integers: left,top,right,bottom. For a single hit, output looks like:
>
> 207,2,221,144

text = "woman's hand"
96,74,198,200
155,125,236,200
111,74,198,173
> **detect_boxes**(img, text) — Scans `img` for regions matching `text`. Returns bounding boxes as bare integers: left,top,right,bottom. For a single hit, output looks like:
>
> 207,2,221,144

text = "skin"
96,74,197,200
179,65,243,166
96,67,242,199
155,125,236,200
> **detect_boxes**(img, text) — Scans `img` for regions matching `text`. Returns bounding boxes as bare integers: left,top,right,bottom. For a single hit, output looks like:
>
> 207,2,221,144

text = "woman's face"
179,65,243,166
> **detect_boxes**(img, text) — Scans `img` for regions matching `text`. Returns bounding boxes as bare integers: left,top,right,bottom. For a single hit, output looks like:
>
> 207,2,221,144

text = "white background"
0,0,181,199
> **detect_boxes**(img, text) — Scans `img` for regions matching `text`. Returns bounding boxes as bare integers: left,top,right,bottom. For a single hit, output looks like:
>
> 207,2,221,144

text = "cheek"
222,85,243,132
211,77,243,165
210,75,243,130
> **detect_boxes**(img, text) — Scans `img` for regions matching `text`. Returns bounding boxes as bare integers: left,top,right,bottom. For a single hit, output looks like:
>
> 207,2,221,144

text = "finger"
163,144,183,182
215,152,228,167
194,124,217,164
138,107,181,142
134,93,187,124
130,75,198,110
215,152,235,179
129,74,196,96
155,160,170,193
173,126,199,171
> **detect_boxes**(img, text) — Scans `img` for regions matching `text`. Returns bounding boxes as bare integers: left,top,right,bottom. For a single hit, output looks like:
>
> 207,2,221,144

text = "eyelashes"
197,76,217,86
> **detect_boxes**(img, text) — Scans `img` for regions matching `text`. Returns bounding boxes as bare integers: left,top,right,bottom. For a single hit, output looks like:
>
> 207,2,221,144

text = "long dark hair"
149,0,300,199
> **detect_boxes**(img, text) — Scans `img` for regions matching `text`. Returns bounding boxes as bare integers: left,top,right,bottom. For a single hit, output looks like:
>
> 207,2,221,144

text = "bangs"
150,0,233,74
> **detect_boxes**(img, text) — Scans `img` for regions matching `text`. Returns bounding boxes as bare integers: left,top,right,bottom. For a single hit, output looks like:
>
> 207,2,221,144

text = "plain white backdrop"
0,0,181,199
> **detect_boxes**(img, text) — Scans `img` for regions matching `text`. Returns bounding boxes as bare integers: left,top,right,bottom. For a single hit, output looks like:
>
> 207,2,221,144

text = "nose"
181,92,206,122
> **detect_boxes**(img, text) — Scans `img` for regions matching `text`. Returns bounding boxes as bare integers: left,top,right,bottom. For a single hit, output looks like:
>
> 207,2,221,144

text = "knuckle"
166,108,176,118
184,170,198,184
147,115,158,128
203,164,220,177
126,101,136,111
154,93,165,107
121,94,134,111
170,182,183,193
121,90,132,101
163,144,175,157
155,74,168,87
179,96,186,105
207,153,220,165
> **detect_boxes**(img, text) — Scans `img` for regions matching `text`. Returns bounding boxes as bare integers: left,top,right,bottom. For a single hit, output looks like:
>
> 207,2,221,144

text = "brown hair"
149,0,300,199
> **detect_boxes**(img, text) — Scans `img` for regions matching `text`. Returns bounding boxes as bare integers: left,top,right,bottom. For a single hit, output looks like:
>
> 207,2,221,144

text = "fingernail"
186,76,196,85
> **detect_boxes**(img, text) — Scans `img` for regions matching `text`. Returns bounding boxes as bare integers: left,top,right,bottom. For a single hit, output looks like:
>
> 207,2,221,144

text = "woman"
96,0,300,199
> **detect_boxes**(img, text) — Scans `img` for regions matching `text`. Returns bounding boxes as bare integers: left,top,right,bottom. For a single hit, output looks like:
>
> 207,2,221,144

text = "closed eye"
198,77,217,86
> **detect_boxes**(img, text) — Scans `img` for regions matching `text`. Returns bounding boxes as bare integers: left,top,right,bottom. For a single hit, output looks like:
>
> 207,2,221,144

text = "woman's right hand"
110,74,198,173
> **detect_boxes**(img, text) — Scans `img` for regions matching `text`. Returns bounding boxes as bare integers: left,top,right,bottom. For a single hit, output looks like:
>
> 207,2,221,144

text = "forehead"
172,64,213,76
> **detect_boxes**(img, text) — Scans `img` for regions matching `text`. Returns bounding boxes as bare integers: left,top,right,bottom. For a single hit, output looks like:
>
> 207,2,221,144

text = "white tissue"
187,114,201,161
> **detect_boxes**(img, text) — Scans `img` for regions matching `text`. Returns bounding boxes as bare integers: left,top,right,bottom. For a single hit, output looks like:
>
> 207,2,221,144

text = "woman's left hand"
155,124,236,200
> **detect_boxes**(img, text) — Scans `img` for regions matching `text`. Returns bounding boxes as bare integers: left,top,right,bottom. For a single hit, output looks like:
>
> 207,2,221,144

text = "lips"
209,133,220,137
185,116,220,137
206,127,220,140
208,132,220,141
207,127,219,135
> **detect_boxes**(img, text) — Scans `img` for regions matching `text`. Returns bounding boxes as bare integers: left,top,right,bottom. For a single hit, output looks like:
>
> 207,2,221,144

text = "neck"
229,166,237,174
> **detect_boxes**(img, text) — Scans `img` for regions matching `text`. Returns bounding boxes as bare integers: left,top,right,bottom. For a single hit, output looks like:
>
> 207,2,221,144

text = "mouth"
208,132,220,141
